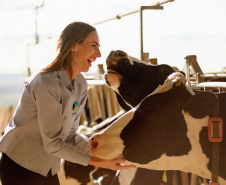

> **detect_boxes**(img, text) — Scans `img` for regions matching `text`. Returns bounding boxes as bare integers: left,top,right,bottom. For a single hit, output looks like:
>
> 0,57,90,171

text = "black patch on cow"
121,84,192,164
183,92,217,118
117,63,175,108
199,92,226,181
115,92,132,111
63,161,94,185
92,168,119,185
130,169,173,185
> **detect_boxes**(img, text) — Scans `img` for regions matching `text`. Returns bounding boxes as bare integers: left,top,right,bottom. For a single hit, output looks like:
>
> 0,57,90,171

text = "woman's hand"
88,156,136,171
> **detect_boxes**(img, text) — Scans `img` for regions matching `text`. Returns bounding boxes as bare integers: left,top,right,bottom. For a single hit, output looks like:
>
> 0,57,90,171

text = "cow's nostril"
116,50,126,57
92,141,98,148
91,137,99,149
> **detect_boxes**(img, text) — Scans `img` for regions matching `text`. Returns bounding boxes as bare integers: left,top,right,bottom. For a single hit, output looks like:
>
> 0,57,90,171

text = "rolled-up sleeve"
33,81,91,166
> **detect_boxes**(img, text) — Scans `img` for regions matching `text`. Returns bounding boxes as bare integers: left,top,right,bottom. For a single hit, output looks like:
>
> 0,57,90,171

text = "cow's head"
104,50,175,110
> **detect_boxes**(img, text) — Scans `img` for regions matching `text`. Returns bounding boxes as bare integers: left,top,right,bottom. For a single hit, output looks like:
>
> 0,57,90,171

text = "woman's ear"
70,46,76,54
71,44,78,54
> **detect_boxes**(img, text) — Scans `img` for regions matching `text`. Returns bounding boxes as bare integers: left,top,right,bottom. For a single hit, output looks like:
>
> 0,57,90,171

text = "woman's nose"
96,48,101,58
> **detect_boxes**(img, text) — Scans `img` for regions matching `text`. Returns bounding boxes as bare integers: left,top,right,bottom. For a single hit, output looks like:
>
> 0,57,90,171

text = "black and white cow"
90,50,226,184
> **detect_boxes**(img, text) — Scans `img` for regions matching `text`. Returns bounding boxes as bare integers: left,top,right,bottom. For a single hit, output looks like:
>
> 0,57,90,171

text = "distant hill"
0,74,25,107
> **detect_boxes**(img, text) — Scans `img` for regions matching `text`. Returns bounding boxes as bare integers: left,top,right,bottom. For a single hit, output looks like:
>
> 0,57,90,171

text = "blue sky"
0,0,226,75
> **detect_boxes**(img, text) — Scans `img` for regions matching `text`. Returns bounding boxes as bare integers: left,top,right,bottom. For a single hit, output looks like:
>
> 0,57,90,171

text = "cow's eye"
162,69,171,76
118,51,126,57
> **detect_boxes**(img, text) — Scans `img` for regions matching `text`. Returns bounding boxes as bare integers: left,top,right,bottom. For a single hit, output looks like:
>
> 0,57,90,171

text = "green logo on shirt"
72,101,80,114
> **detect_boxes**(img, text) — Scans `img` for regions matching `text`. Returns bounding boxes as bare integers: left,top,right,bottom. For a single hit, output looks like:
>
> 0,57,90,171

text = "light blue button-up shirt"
0,70,91,176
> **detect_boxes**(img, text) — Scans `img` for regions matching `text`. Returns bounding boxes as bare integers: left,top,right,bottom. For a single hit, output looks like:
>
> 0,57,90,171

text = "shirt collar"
57,70,71,87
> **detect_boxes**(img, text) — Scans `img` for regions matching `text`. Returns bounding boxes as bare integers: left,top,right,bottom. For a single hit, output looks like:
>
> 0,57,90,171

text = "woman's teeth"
88,59,94,63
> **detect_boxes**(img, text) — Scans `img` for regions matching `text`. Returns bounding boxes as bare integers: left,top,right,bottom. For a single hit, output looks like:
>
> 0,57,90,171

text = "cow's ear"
115,93,132,111
183,92,217,118
179,71,186,76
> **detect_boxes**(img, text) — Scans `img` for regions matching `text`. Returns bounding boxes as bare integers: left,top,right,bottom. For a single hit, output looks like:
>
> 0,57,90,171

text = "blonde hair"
41,22,96,79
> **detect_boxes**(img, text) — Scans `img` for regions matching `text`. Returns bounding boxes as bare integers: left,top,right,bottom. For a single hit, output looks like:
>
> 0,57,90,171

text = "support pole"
140,7,143,61
140,6,163,61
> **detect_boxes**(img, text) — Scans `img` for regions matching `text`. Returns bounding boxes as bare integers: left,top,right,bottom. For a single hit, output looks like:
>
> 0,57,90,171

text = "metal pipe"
25,1,44,79
93,0,174,25
34,1,44,44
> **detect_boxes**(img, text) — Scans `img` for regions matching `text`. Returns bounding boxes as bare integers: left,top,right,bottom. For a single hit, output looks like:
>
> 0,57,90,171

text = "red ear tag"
208,117,223,143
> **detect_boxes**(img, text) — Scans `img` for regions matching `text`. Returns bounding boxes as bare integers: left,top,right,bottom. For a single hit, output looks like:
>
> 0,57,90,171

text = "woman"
0,21,134,185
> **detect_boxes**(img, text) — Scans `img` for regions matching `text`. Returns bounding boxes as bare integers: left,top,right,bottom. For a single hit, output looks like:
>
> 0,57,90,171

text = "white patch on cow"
128,55,149,65
118,167,138,185
106,73,120,93
91,109,136,159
